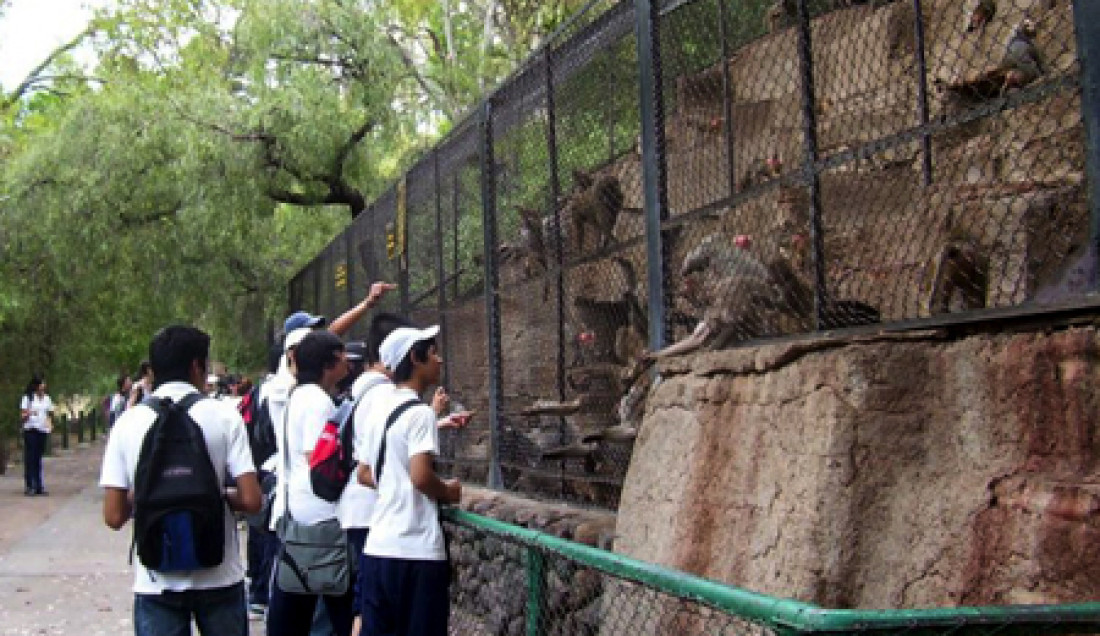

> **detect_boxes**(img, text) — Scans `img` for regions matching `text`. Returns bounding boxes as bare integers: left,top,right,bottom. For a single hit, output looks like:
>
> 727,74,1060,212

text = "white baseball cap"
284,327,311,352
379,326,440,370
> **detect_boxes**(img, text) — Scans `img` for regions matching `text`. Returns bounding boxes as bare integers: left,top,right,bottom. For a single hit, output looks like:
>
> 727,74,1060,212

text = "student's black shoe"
24,488,33,496
34,489,48,496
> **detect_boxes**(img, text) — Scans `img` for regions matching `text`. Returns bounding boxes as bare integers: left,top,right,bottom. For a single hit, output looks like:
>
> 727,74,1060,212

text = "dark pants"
22,429,47,493
134,581,248,636
266,568,355,636
359,556,450,636
347,528,369,617
246,524,279,606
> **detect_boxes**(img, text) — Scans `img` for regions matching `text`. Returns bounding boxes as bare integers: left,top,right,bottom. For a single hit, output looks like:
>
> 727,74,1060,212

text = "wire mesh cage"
288,0,1095,512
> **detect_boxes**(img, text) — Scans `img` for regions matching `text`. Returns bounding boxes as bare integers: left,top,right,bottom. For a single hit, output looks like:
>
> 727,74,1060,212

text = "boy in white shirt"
356,325,461,636
99,325,262,636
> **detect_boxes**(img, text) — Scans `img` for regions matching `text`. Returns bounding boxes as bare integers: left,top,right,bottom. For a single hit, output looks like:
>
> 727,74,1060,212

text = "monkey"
926,228,990,315
1000,19,1043,92
646,233,780,359
516,206,547,279
564,169,632,254
737,154,784,193
966,0,996,33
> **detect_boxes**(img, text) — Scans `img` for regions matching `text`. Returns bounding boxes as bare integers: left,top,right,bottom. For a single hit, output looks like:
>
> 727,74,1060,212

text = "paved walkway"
0,439,265,635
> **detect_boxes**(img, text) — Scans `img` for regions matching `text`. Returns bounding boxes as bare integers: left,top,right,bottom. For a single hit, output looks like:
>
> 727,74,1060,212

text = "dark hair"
294,330,345,385
24,376,43,401
149,325,210,389
392,337,436,383
365,312,412,366
116,374,129,393
138,360,152,377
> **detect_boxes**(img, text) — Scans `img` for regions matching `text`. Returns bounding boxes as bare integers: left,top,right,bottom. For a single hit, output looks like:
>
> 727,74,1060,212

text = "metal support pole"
434,152,451,385
545,50,566,404
345,219,355,322
718,0,738,199
794,0,828,329
525,547,547,636
1073,0,1100,290
453,172,461,299
635,0,672,352
480,100,505,489
913,0,934,186
77,413,85,444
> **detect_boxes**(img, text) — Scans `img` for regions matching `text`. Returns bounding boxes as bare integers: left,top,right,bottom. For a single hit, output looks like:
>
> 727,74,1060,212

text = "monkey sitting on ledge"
646,233,880,360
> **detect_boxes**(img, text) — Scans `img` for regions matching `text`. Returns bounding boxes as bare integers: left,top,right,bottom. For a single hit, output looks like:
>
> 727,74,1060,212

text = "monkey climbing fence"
288,0,1098,510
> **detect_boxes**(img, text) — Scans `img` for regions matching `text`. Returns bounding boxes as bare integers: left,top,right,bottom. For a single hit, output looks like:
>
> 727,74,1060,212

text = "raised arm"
329,281,397,336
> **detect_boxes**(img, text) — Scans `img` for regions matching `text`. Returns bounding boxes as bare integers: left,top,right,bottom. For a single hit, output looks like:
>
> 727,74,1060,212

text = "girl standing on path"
19,377,53,496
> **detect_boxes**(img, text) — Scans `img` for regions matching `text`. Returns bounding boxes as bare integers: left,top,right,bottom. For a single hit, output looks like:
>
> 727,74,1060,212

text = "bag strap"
373,399,420,485
279,385,299,530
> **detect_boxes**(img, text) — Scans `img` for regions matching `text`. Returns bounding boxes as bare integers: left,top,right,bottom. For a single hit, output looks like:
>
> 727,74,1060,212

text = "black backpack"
132,393,225,573
241,384,277,467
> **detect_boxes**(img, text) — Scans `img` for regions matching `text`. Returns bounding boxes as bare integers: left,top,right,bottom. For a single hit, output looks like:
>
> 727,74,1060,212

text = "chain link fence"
443,507,1100,636
288,0,1097,510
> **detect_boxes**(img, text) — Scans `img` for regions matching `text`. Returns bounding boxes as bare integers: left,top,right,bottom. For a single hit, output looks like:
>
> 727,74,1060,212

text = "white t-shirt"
20,394,53,433
261,371,294,528
98,382,255,594
278,383,338,526
361,386,445,561
338,371,394,529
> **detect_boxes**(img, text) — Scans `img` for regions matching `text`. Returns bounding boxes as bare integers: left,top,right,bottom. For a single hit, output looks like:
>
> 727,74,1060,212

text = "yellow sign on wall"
335,262,348,290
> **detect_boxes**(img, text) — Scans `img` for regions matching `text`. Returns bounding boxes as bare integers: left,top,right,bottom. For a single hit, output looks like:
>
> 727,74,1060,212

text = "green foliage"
0,0,584,413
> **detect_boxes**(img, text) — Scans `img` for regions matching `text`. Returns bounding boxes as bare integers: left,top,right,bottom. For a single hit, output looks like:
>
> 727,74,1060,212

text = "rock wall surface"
616,322,1100,608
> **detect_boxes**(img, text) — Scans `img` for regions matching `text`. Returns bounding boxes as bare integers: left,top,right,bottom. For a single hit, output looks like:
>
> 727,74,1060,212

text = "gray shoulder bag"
275,387,352,596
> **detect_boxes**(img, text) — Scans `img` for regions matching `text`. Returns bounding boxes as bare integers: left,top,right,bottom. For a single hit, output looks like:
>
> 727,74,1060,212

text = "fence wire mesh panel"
433,119,492,485
345,209,373,340
289,0,1095,510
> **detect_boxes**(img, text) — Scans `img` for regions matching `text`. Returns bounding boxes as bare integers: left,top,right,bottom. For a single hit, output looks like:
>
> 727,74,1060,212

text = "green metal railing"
443,508,1100,636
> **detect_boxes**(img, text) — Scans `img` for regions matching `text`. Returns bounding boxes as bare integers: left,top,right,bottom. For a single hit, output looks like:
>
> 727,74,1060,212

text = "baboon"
647,232,880,359
966,0,996,33
927,229,990,314
570,258,648,367
564,170,631,254
765,0,797,33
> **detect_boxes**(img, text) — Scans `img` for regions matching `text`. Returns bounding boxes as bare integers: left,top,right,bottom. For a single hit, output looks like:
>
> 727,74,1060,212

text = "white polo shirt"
20,394,53,433
360,387,445,561
98,382,255,594
279,383,338,526
338,371,394,529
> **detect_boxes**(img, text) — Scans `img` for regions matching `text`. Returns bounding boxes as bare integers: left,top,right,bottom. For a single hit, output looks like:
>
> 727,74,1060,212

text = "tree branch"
3,27,94,110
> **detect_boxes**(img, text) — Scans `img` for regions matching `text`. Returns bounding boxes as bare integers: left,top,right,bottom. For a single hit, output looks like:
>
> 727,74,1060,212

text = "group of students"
99,281,468,636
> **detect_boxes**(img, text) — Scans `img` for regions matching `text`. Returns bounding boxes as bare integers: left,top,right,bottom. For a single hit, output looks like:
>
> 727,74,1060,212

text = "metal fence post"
434,151,452,385
345,218,355,321
90,409,97,442
525,546,547,636
912,0,934,187
480,99,505,490
545,49,566,404
1073,0,1100,289
794,0,828,329
635,0,672,352
77,412,85,444
717,0,739,199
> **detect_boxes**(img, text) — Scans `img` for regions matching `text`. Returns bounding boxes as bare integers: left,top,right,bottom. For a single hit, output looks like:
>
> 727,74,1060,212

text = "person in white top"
267,330,356,636
19,376,53,496
356,325,461,636
341,313,472,636
99,325,262,636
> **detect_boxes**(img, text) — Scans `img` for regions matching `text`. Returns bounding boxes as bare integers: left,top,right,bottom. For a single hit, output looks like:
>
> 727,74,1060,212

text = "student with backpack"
356,324,462,636
99,325,262,636
267,330,355,636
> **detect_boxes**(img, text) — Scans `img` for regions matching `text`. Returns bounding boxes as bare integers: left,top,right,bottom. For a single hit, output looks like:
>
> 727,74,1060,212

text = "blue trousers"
22,429,46,493
359,556,450,636
134,581,248,636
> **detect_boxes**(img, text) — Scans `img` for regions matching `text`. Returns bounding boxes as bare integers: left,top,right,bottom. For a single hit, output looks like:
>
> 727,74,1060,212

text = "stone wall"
616,319,1100,609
